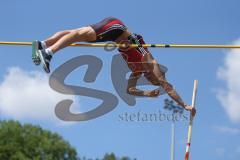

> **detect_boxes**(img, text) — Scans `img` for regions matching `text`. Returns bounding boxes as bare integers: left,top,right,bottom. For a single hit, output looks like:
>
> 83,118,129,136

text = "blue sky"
0,0,240,160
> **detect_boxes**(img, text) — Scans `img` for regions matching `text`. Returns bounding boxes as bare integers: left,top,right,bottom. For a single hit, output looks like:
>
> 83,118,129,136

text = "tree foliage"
78,153,135,160
0,120,77,160
0,120,135,160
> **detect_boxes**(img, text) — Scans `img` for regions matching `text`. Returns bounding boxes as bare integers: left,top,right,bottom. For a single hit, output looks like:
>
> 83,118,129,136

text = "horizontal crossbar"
0,41,240,49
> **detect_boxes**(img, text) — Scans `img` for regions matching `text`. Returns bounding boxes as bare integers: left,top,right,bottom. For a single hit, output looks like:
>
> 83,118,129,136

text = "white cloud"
216,39,240,123
0,67,79,123
236,146,240,154
214,126,240,134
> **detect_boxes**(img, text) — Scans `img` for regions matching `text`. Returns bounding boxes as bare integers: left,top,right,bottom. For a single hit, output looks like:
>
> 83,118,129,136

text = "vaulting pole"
185,80,198,160
0,41,240,48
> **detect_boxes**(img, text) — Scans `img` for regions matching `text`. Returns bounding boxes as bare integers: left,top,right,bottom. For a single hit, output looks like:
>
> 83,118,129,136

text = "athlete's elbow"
127,87,135,95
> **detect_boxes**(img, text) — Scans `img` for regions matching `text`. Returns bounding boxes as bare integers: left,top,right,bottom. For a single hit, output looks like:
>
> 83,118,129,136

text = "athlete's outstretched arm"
159,79,196,116
159,80,186,107
127,72,159,97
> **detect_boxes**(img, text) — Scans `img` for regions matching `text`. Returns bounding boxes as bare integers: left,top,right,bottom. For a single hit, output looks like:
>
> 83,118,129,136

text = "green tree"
103,153,133,160
103,153,116,160
0,120,78,160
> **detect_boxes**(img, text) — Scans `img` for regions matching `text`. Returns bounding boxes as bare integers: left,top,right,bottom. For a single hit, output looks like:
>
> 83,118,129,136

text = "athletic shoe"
38,49,52,73
32,40,43,65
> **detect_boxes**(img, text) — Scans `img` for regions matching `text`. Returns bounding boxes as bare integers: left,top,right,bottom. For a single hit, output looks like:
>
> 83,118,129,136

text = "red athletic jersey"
118,34,149,72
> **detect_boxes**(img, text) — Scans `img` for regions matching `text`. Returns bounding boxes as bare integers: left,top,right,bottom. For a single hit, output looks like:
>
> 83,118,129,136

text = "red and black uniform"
90,17,149,72
119,34,149,73
90,17,127,42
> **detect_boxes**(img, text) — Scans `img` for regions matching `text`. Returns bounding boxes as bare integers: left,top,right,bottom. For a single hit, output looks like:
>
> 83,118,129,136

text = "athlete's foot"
32,40,43,65
38,49,52,73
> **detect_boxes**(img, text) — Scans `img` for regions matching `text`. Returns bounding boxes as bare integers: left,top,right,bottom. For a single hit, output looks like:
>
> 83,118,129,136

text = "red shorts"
90,17,127,42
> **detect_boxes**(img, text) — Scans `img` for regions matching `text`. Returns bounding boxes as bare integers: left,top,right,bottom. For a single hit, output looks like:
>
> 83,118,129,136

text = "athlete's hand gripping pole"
184,80,198,160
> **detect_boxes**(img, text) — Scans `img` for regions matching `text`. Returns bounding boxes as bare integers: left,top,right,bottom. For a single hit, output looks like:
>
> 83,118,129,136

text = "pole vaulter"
0,17,218,160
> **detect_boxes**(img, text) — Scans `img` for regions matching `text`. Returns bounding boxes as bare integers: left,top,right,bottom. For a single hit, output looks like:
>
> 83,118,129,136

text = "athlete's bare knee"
54,30,71,36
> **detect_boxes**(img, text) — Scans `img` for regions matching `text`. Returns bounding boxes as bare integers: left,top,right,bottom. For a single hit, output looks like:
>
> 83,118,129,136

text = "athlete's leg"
32,29,85,65
35,26,96,73
44,30,72,47
48,26,96,53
